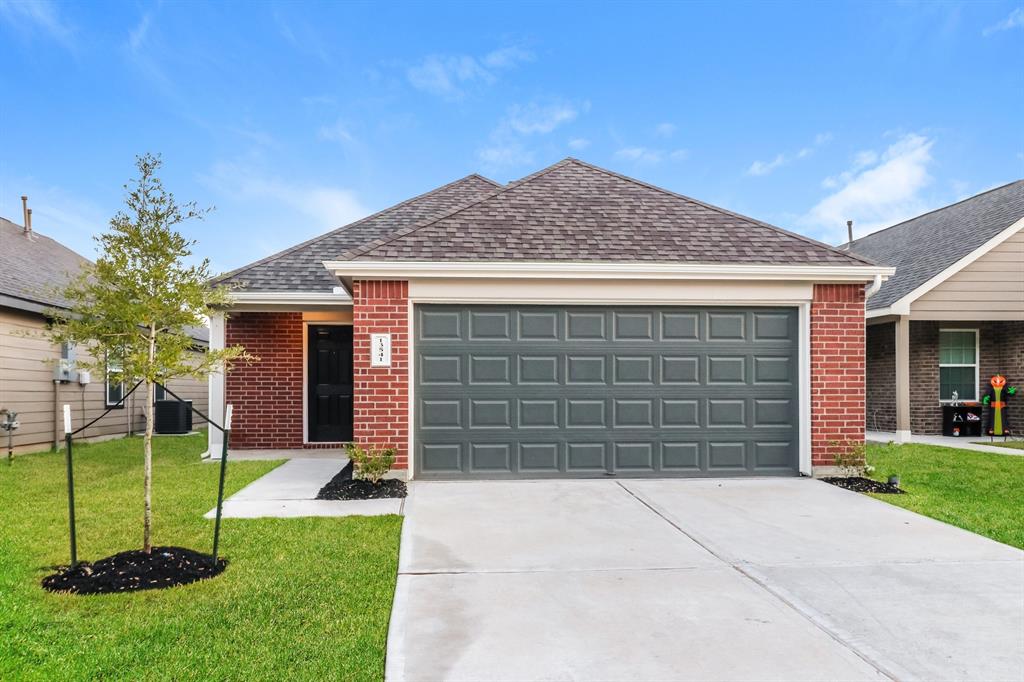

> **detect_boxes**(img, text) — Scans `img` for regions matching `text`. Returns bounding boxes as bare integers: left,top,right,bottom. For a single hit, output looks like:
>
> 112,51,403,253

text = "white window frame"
105,355,125,408
938,328,979,403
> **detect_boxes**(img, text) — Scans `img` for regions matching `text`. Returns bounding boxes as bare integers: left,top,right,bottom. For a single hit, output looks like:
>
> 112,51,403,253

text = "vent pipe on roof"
846,220,853,246
26,208,33,236
21,196,30,235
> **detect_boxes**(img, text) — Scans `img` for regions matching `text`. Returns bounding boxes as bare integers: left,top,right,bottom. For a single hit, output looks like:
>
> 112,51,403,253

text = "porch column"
895,314,911,443
205,311,226,459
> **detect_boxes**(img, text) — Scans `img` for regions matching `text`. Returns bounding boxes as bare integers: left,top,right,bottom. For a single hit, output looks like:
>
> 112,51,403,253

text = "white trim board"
866,216,1024,318
325,260,893,284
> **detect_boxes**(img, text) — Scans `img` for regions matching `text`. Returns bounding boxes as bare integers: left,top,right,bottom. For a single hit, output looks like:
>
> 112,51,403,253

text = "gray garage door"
414,305,799,479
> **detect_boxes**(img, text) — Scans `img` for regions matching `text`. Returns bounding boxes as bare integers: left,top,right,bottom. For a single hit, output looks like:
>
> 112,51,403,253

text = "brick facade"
225,312,304,449
865,320,1024,435
352,280,410,470
810,284,866,467
865,322,896,432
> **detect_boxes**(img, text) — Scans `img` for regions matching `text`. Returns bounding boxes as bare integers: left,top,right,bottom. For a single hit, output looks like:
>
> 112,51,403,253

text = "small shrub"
345,443,396,484
829,439,868,478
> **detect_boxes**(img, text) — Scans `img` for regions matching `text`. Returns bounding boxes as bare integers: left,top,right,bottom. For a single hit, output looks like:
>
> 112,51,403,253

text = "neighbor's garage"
414,304,799,479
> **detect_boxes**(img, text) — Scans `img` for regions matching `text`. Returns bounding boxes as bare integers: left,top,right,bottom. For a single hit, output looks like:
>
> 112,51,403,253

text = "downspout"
52,380,60,450
865,274,883,299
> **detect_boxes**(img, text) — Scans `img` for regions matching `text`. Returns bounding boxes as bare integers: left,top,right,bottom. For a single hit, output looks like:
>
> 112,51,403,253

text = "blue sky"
1,1,1022,274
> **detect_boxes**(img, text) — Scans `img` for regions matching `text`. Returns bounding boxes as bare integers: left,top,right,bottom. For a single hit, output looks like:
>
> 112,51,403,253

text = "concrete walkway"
867,430,1024,456
388,478,1023,682
204,458,403,518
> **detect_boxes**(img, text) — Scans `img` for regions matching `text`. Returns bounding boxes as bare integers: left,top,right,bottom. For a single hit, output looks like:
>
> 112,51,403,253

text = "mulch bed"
316,462,407,500
42,546,225,595
822,476,905,494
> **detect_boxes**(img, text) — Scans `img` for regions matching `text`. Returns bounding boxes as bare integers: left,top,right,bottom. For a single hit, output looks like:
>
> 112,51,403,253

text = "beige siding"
912,228,1024,320
0,307,209,453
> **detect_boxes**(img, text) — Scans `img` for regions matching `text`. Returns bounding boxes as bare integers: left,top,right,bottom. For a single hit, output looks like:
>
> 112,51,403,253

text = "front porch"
866,318,1023,441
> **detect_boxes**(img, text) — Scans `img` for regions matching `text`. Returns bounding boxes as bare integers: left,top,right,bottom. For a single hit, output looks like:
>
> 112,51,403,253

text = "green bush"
345,443,396,484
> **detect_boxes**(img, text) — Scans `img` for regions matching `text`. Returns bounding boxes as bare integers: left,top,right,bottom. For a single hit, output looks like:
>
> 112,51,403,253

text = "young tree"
48,153,254,553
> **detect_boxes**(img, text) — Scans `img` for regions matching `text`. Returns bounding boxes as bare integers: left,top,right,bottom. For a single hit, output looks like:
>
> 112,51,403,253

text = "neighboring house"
849,181,1024,441
210,158,892,477
0,207,209,453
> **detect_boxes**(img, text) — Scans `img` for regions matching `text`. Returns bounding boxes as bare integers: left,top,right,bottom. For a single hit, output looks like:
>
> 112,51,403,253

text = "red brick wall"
352,281,409,469
225,312,304,449
811,284,866,467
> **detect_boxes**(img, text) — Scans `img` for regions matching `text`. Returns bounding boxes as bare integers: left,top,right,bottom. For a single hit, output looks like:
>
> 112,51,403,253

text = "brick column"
810,284,866,468
225,312,304,449
352,281,410,469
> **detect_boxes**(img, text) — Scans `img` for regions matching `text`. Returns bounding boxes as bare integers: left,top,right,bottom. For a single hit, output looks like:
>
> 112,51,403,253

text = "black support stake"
62,406,78,568
211,404,233,566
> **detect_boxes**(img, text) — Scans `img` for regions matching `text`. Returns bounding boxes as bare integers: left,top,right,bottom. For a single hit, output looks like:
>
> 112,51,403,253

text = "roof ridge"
213,173,502,285
336,158,577,261
562,158,877,267
849,178,1024,248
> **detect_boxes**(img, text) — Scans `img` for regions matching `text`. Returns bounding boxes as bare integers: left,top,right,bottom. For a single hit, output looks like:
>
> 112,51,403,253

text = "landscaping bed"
42,546,224,595
822,476,904,494
316,462,408,500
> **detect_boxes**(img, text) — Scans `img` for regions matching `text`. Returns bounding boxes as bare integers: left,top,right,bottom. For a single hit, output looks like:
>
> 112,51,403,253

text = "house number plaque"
371,333,392,367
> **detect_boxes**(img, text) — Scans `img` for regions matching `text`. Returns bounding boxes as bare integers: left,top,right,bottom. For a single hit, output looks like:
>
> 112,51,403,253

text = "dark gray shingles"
849,180,1024,309
341,159,874,266
214,174,501,291
0,217,90,310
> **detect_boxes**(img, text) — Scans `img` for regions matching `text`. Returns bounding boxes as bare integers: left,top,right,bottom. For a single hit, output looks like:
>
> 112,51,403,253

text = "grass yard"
0,434,402,681
866,442,1024,549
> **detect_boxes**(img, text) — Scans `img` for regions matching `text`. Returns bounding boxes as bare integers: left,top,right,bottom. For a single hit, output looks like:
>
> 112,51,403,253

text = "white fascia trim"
230,290,353,305
324,260,894,282
870,216,1024,317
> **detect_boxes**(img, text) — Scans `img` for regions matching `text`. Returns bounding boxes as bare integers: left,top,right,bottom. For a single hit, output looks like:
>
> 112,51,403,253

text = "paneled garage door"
414,305,799,479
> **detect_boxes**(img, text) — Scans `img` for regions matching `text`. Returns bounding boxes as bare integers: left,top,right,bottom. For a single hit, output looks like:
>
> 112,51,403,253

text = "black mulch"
41,546,225,595
316,462,407,500
822,476,905,494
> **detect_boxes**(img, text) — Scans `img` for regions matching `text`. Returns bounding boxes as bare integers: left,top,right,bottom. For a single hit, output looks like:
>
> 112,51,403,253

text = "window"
939,329,978,401
105,355,125,408
154,384,166,401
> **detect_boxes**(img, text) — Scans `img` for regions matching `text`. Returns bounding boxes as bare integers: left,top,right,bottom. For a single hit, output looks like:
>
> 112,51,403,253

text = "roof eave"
324,259,895,287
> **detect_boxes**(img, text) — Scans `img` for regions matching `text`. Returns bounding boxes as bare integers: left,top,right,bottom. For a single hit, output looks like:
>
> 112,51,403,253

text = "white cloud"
747,132,832,177
318,119,356,145
801,133,935,241
199,160,368,231
655,122,677,138
614,146,689,164
478,98,587,171
481,46,534,69
983,7,1024,35
568,138,591,151
407,46,533,98
0,0,75,48
127,11,152,53
748,154,786,176
508,100,580,135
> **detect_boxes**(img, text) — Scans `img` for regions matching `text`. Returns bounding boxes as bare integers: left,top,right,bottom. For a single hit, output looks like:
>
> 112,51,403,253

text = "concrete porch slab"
867,430,1024,456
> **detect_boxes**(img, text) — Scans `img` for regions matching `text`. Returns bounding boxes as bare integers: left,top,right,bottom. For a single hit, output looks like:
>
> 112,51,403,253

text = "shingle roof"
214,174,501,291
0,216,209,345
340,159,873,266
849,180,1024,310
0,216,90,311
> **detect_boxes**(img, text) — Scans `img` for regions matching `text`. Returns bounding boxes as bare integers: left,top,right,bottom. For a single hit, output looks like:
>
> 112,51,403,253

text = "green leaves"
47,153,256,383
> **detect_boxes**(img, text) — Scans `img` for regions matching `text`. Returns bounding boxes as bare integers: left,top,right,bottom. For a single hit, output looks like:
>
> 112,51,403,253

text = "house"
849,181,1024,442
210,158,892,477
0,202,209,453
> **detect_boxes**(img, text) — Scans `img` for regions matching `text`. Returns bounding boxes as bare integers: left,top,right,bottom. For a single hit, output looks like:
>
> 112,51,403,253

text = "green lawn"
866,442,1024,549
0,434,402,681
973,439,1024,450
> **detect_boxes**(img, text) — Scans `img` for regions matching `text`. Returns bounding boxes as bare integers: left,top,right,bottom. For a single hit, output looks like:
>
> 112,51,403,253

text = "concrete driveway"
386,478,1023,682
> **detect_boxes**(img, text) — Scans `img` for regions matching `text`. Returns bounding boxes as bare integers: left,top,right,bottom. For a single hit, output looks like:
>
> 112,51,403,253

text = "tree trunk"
143,328,156,554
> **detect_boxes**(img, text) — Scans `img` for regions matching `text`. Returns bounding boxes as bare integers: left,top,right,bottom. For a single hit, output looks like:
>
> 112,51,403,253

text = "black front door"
308,325,354,442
